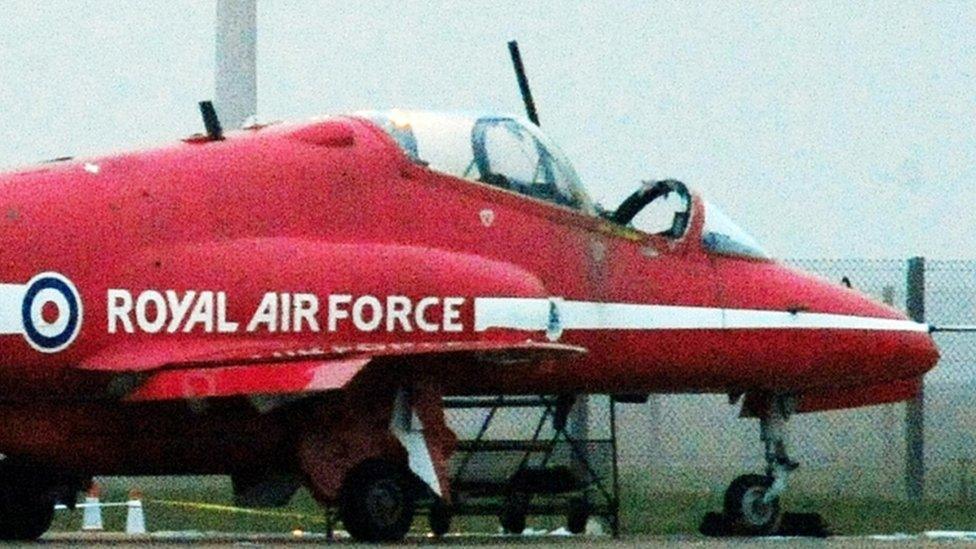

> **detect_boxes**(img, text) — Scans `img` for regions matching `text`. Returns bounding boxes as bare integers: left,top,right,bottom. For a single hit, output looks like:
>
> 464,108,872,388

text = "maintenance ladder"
423,395,620,536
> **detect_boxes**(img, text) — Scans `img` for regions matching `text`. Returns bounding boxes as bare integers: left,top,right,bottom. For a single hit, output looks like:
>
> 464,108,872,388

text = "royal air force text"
107,290,465,334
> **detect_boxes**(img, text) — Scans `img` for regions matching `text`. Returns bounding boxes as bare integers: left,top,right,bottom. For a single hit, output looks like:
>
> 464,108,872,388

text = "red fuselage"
0,115,938,474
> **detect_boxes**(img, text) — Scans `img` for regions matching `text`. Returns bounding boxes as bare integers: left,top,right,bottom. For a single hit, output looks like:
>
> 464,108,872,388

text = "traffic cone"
125,489,146,535
81,483,103,531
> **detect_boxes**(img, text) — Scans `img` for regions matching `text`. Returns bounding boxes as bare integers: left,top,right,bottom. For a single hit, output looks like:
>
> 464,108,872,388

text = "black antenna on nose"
508,40,540,126
199,100,224,141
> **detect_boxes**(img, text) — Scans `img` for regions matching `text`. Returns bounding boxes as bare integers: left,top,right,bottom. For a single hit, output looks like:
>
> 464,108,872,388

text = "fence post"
881,287,899,480
905,256,925,501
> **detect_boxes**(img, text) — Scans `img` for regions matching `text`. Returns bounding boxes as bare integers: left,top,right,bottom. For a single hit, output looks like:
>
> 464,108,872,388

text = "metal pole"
647,395,662,463
905,256,925,501
567,395,590,498
882,286,898,483
568,395,589,443
609,397,619,537
215,0,257,129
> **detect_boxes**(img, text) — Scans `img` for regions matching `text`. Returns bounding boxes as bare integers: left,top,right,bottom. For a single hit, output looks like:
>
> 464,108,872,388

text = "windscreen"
701,201,770,259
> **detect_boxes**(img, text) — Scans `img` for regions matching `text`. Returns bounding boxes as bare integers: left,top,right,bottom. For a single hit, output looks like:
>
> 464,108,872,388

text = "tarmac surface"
23,532,976,547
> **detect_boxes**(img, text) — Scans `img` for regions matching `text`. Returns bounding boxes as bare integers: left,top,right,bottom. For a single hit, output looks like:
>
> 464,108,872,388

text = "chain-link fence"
924,260,976,501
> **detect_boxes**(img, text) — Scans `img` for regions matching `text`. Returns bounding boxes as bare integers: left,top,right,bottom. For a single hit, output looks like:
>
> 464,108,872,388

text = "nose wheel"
723,474,781,534
722,395,797,535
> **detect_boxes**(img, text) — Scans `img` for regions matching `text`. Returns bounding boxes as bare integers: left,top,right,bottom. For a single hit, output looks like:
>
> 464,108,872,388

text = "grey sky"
1,1,973,259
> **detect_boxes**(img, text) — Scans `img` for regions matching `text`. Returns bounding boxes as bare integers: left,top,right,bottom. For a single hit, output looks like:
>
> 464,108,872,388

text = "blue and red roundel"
21,272,83,353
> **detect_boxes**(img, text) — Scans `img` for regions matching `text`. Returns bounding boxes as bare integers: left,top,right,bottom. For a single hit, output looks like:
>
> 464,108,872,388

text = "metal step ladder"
421,394,620,537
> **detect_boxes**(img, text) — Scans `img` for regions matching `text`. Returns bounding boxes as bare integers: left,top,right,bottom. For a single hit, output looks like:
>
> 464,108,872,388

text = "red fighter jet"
0,70,938,541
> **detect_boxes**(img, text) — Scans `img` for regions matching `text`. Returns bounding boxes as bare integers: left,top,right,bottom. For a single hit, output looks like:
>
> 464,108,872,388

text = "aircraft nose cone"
856,296,940,382
893,322,940,378
780,266,941,388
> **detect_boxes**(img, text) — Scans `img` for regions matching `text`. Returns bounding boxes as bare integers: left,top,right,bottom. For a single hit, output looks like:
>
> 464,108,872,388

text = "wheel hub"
365,480,403,527
741,486,774,526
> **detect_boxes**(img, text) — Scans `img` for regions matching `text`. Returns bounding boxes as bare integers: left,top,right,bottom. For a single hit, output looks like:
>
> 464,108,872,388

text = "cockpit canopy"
359,110,593,211
359,109,768,260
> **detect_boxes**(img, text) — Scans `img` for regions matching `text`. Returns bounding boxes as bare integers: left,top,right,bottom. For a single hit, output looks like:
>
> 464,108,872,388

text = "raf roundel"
20,272,83,353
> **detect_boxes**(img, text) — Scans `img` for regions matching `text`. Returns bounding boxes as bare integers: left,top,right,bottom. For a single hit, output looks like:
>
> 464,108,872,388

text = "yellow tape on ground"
147,499,328,523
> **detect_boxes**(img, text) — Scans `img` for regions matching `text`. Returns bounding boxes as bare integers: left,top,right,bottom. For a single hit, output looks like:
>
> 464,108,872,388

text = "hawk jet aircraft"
0,45,939,538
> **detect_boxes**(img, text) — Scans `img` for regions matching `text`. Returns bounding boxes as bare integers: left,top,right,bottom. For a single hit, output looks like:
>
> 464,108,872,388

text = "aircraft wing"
123,340,586,402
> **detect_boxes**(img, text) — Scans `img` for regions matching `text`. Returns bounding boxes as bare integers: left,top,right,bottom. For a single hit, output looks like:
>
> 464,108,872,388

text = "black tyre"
0,489,55,540
428,499,451,537
723,474,781,535
566,497,589,534
500,491,529,534
338,459,415,542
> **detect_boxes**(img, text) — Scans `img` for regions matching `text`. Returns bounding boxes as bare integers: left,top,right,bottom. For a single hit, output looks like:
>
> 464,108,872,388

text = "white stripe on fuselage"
473,297,929,333
0,284,26,335
0,289,928,342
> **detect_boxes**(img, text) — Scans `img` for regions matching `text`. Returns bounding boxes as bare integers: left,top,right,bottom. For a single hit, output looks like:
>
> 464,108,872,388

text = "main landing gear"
338,459,416,542
0,462,62,541
723,396,798,535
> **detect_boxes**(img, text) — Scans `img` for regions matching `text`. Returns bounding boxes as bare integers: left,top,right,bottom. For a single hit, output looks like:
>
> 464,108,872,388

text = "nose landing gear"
722,395,797,535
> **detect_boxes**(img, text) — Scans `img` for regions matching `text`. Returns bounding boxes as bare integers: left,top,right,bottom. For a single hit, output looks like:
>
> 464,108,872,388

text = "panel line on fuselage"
472,297,928,333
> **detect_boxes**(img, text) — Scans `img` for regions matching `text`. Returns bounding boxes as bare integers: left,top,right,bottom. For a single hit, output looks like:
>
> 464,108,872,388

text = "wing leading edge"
124,340,586,402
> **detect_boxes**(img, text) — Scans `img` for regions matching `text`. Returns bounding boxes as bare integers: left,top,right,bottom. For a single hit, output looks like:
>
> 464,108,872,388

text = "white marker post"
215,0,257,129
125,489,146,535
81,483,103,531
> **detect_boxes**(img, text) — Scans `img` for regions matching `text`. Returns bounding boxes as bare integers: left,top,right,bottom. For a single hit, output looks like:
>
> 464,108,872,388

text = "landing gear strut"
723,395,798,535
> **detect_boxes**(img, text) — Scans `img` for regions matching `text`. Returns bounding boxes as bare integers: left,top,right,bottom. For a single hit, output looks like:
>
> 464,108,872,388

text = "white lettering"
443,297,465,332
165,290,196,333
293,293,319,332
247,292,278,332
328,294,352,332
183,291,214,333
216,292,239,333
352,295,382,332
415,297,439,332
386,295,413,332
109,291,466,334
135,290,166,333
107,289,134,333
280,292,291,332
